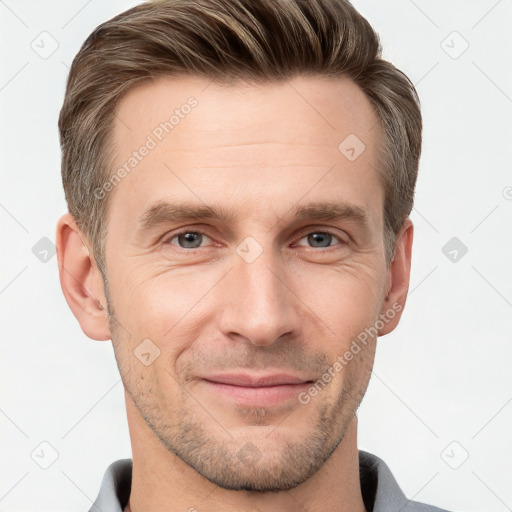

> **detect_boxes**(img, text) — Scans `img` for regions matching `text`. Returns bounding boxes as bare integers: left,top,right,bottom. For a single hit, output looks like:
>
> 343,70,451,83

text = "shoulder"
89,459,132,512
359,450,453,512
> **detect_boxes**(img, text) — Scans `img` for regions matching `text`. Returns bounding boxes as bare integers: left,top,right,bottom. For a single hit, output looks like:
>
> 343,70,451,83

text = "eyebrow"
138,200,370,233
289,202,369,229
138,202,234,232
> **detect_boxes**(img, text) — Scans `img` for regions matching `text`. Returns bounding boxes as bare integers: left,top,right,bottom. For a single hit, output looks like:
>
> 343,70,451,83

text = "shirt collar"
89,450,444,512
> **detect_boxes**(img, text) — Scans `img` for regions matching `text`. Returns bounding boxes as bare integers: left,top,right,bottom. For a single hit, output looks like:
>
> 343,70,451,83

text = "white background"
1,1,511,511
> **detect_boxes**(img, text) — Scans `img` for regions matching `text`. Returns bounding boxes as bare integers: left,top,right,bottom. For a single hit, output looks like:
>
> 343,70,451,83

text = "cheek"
292,260,384,343
108,264,220,360
108,248,385,358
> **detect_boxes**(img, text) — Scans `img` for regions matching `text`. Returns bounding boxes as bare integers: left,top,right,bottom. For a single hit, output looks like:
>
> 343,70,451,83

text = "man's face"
104,75,390,491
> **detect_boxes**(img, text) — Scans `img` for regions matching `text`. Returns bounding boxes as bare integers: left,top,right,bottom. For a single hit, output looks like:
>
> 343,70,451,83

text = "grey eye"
307,232,333,247
176,232,204,248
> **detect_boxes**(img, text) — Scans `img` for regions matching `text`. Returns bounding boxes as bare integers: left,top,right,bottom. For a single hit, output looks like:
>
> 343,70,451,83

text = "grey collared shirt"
88,450,451,512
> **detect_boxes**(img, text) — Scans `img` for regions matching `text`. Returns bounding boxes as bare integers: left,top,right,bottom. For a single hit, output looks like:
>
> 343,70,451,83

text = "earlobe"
56,213,111,341
378,218,414,337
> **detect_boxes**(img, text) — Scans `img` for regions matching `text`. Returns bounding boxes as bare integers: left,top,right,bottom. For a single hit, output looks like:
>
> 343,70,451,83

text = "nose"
217,247,301,347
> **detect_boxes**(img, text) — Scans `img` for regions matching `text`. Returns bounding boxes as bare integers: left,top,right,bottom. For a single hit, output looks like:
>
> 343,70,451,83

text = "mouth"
199,372,314,407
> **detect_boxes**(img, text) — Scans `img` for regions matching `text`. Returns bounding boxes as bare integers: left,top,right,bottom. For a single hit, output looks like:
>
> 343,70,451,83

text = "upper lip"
201,373,311,387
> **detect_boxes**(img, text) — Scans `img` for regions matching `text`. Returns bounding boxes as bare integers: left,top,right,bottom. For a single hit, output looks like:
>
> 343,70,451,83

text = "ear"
378,218,414,336
56,213,111,341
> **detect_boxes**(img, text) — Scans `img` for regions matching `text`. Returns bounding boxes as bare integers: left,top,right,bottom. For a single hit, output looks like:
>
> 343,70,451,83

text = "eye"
167,230,212,249
295,231,344,249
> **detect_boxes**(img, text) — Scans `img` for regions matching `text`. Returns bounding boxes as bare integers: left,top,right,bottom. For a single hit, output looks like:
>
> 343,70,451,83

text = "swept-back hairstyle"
59,0,421,274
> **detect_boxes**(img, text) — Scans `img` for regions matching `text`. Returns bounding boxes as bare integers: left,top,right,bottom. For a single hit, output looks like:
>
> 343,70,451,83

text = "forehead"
108,74,383,230
113,74,378,154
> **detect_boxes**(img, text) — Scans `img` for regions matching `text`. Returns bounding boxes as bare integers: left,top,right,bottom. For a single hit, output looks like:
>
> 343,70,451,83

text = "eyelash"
163,228,347,251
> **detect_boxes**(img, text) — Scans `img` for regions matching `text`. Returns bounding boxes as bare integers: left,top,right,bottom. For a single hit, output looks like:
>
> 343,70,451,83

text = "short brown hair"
59,0,421,274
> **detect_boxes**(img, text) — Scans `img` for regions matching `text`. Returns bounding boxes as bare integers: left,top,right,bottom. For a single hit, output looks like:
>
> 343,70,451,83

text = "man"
56,0,450,510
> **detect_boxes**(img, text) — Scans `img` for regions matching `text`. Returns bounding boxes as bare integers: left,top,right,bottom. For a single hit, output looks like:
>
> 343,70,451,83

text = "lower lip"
201,380,311,407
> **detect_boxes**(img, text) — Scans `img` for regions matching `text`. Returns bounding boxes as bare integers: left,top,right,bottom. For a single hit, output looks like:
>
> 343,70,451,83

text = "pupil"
179,232,201,248
308,233,331,247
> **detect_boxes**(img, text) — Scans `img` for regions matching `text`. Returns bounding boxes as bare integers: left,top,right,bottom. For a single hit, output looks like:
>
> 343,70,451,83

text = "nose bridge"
219,244,298,346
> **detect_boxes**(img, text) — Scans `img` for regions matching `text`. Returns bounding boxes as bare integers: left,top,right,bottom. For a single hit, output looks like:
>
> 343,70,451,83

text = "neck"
124,393,366,512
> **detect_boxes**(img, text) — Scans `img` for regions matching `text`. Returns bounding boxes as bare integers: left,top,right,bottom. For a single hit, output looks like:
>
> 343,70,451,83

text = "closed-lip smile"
199,372,313,407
